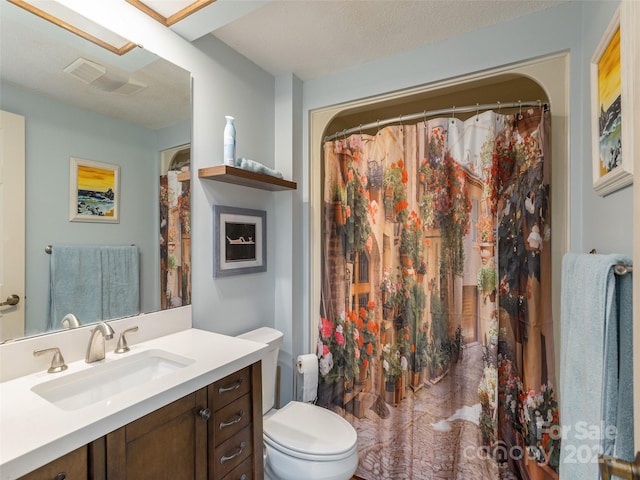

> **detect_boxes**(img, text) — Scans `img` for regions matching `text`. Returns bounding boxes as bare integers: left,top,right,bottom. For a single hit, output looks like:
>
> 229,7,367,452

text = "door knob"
0,295,19,307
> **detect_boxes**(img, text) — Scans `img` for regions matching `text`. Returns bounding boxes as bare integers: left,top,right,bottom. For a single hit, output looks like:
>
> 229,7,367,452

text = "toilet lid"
264,401,357,457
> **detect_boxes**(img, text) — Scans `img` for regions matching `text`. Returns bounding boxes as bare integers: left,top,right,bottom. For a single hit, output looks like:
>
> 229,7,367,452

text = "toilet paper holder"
294,355,319,404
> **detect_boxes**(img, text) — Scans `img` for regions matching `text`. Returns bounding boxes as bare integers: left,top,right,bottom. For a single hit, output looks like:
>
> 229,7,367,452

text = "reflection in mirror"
0,1,192,342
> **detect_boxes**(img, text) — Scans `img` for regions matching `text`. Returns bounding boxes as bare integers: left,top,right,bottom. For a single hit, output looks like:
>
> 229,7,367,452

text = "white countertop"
0,328,268,479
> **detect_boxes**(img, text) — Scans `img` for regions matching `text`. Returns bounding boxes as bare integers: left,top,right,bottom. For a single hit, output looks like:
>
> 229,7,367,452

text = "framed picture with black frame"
213,205,266,277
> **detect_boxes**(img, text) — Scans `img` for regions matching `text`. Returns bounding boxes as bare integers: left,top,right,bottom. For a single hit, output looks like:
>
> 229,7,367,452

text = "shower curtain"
318,107,558,479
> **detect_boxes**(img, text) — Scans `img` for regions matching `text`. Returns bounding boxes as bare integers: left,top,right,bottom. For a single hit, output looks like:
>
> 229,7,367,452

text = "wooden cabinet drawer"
213,425,253,478
213,393,252,446
221,457,253,480
210,366,251,408
18,445,87,480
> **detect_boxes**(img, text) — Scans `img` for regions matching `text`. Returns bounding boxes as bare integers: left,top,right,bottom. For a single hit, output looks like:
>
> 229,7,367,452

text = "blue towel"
47,245,140,330
559,252,632,480
612,270,634,464
235,157,284,178
48,246,103,329
101,246,140,320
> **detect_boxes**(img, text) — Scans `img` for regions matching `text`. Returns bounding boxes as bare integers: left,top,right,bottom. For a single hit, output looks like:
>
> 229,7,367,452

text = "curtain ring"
399,114,403,132
475,103,480,122
518,100,523,120
423,110,428,127
376,120,381,136
497,101,501,115
359,124,363,140
451,106,456,124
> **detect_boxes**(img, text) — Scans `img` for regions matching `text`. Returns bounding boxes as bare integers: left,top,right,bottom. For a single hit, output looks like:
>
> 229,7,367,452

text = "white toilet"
237,327,359,480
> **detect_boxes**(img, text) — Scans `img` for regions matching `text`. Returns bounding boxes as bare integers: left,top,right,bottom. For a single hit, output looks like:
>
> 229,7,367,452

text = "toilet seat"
264,401,357,461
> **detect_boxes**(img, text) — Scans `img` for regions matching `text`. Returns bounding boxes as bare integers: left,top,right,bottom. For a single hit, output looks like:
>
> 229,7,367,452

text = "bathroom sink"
31,349,195,411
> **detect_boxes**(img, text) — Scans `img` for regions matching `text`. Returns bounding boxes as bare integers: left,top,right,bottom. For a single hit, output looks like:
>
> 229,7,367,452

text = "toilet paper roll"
297,354,319,403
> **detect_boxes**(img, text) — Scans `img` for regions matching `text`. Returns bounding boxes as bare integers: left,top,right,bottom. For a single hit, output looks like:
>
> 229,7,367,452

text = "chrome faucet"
86,322,115,363
61,313,81,329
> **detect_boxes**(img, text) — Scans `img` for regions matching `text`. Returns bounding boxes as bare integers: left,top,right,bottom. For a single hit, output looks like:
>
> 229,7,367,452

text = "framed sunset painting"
591,4,634,196
69,157,120,223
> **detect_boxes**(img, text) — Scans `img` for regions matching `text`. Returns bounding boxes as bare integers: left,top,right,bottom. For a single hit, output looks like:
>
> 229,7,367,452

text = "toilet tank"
236,327,284,414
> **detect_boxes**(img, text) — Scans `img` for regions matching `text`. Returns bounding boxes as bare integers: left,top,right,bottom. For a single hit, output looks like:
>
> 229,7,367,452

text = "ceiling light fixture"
7,0,137,55
126,0,216,26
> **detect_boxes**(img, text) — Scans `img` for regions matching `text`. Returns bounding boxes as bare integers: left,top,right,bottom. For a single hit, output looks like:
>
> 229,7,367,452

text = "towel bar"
588,250,632,275
46,243,136,253
598,452,640,480
614,263,633,275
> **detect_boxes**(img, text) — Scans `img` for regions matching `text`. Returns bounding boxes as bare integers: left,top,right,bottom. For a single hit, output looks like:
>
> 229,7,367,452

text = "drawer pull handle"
219,410,244,429
54,474,66,480
198,408,212,421
220,442,246,464
218,377,243,393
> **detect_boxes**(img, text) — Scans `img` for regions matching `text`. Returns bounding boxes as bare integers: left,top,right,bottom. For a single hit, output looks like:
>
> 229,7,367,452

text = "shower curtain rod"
324,100,547,142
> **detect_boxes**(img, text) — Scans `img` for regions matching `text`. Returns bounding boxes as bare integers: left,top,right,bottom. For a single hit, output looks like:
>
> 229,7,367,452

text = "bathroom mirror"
0,1,192,341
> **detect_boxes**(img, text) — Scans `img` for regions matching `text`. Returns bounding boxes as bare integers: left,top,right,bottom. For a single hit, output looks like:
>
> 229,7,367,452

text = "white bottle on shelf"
223,115,236,166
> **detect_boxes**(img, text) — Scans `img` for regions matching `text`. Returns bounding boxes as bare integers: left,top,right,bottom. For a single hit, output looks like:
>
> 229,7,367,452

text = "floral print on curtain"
318,107,558,479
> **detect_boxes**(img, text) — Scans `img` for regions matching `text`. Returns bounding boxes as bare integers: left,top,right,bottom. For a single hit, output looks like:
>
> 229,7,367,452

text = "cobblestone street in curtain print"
341,343,504,479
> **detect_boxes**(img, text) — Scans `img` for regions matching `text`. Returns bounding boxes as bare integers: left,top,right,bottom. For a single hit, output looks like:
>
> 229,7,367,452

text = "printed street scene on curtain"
318,108,558,480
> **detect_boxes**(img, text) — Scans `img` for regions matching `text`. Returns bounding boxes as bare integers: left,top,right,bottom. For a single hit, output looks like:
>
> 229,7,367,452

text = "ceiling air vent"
63,58,106,84
113,79,148,96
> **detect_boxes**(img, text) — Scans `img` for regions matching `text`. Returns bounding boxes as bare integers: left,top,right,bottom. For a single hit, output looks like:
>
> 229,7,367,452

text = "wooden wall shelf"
177,171,191,182
198,165,297,191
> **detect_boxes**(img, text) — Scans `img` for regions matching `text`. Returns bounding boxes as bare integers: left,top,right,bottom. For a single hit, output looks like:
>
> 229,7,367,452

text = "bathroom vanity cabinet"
17,362,263,480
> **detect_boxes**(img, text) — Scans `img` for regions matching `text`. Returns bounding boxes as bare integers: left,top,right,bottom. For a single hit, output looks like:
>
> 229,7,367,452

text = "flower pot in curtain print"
394,378,403,405
333,201,346,226
356,362,368,385
385,378,396,406
410,370,424,391
338,153,350,183
398,372,408,401
400,253,413,267
369,185,381,204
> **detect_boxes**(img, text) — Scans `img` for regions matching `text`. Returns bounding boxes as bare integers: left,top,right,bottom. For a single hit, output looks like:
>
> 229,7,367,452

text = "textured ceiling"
3,0,567,127
211,0,567,81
